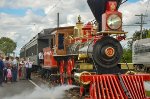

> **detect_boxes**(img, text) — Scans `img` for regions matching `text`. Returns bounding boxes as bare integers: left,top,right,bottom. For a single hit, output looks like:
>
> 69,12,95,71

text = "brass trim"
79,63,93,70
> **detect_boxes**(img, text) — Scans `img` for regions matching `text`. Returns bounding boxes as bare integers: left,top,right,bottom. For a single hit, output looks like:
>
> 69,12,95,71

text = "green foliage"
132,31,141,41
0,37,17,55
131,29,150,42
146,91,150,96
121,49,132,63
127,31,141,51
148,30,150,38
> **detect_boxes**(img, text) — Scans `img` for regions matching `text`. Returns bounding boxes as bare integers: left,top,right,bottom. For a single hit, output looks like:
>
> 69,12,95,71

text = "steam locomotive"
43,0,125,83
21,0,150,98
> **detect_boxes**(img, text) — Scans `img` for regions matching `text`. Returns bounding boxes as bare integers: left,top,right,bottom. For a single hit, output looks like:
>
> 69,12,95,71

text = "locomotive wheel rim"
104,47,115,57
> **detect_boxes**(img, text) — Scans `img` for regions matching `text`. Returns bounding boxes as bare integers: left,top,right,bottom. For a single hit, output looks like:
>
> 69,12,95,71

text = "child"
7,67,12,83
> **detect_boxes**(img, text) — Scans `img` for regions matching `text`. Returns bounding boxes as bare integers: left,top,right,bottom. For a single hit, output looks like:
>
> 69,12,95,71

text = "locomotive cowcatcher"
43,0,150,99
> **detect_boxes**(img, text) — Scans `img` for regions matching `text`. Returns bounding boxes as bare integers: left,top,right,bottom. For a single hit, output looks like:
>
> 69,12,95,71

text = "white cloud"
0,0,150,55
0,0,50,9
120,0,150,37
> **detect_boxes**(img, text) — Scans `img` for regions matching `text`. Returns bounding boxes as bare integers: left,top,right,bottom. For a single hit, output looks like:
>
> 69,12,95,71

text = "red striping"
106,76,115,99
103,76,110,99
100,76,105,99
122,76,132,98
127,76,137,99
132,76,141,98
85,75,150,99
134,76,145,98
129,76,138,99
113,76,124,99
136,76,144,98
121,75,147,99
93,75,126,99
140,76,146,97
123,76,135,99
137,76,144,98
102,76,107,99
110,76,119,98
93,77,98,99
96,76,101,99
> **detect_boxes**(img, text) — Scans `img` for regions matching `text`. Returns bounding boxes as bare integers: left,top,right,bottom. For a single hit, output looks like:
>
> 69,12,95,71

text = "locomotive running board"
81,74,150,99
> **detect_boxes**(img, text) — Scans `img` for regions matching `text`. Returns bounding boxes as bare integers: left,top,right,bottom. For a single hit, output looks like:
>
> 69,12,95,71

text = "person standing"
7,66,12,83
0,56,4,87
19,58,25,80
12,57,19,82
25,58,33,80
38,51,44,65
3,57,10,82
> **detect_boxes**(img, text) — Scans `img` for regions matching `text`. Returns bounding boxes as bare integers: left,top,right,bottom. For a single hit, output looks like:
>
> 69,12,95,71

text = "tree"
0,37,17,55
121,48,132,63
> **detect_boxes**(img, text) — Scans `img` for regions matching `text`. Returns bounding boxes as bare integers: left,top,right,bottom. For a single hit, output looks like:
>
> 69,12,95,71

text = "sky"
0,0,150,56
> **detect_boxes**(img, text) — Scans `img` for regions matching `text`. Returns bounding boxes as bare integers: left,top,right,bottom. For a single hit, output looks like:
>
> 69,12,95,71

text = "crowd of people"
0,55,33,87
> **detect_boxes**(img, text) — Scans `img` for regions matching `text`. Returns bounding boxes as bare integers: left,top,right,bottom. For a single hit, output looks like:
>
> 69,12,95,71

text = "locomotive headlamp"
74,71,91,85
107,14,122,30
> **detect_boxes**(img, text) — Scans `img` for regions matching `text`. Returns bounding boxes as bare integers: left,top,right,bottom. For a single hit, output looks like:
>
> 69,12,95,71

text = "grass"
146,91,150,97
